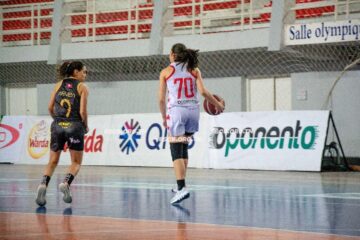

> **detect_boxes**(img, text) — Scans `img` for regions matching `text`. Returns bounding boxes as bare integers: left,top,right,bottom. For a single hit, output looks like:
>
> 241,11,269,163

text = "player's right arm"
158,67,170,128
194,68,224,112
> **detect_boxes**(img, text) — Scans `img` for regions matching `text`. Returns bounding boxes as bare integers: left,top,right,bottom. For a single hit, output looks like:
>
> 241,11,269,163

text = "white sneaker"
35,184,47,206
59,182,72,203
170,187,190,205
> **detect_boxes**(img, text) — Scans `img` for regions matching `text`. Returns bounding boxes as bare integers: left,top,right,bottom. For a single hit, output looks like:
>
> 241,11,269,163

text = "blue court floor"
0,164,360,239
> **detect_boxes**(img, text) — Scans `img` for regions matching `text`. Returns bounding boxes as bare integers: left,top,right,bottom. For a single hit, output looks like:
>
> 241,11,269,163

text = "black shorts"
50,120,85,151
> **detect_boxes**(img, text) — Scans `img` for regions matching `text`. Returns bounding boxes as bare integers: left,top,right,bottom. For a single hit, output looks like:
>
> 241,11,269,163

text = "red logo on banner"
0,124,20,149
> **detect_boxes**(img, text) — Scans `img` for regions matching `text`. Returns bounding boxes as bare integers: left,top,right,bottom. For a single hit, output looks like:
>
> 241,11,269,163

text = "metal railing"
0,1,54,46
62,0,154,42
290,0,360,23
167,0,272,35
1,0,359,46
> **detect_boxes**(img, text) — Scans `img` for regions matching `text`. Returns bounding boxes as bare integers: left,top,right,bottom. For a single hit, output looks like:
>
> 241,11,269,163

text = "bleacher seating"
1,0,337,44
296,0,334,19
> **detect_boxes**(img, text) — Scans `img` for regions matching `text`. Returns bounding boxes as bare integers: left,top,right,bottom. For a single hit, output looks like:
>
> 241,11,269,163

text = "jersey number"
174,78,195,99
60,99,71,118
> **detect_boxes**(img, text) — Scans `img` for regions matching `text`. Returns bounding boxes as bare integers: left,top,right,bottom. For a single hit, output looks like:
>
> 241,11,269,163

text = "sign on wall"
285,20,360,45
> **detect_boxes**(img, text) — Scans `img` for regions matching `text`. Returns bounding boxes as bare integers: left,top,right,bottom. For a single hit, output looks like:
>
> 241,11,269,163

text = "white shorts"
167,106,200,137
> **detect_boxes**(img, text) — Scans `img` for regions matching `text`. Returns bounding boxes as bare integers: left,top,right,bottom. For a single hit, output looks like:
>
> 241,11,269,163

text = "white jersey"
166,62,199,108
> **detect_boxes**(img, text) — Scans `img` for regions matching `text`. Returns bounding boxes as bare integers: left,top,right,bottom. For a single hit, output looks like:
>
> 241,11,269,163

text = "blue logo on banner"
119,119,141,154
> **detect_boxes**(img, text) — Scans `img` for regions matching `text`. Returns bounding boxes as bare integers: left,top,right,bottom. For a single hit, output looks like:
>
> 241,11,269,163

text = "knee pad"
170,142,185,161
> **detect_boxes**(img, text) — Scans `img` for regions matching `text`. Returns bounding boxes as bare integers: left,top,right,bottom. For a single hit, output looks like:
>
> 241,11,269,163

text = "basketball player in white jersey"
159,43,225,204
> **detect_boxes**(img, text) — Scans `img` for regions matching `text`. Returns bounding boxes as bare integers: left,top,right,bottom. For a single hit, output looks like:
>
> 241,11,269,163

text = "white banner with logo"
207,111,329,171
285,20,360,45
23,116,53,164
9,114,207,167
0,111,329,171
18,116,110,165
106,113,207,167
0,116,27,163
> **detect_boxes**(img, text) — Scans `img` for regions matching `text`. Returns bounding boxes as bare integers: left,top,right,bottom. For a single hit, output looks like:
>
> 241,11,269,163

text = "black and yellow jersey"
53,78,82,121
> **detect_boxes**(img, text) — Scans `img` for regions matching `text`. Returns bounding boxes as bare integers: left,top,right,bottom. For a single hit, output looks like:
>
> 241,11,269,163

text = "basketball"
203,94,224,115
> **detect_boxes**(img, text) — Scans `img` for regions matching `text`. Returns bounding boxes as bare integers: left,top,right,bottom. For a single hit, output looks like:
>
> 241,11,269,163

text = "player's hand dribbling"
216,100,225,113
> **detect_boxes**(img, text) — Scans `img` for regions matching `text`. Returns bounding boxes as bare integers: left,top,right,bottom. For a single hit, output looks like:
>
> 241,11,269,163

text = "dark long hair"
171,43,199,72
59,61,84,78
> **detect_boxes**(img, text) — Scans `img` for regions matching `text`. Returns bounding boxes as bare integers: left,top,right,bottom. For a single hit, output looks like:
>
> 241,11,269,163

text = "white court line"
299,193,360,200
0,178,39,183
75,182,246,191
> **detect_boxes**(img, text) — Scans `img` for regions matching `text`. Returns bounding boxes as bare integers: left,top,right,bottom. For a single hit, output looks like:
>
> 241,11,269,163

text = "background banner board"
0,111,329,171
207,111,329,171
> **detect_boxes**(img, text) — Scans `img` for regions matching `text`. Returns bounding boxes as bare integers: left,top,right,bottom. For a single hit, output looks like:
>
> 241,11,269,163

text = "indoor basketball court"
1,0,360,239
1,165,360,239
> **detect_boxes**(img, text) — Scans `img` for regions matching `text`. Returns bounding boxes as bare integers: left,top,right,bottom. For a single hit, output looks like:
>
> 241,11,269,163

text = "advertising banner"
0,116,27,163
207,111,329,171
0,111,329,171
22,116,53,165
17,116,110,165
106,113,207,167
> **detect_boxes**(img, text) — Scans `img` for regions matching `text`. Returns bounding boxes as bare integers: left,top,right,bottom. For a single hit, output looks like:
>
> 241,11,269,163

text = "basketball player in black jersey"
36,61,89,206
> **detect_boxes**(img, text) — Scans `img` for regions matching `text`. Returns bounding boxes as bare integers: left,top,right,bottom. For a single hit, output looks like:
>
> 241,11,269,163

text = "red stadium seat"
0,0,53,6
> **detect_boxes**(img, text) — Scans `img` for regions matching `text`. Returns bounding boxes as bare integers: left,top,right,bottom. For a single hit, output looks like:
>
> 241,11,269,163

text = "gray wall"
1,29,269,63
292,71,360,158
37,77,243,115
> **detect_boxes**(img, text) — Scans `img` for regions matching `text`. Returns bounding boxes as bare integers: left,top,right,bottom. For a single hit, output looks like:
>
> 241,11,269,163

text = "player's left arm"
48,81,62,118
78,83,89,133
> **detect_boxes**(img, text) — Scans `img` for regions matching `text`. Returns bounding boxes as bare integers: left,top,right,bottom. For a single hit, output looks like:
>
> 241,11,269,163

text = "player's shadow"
35,207,53,239
171,204,190,222
36,206,47,214
63,207,73,216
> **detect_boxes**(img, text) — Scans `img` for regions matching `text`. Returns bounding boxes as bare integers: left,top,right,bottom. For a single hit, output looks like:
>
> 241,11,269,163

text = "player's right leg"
59,149,83,204
59,122,85,204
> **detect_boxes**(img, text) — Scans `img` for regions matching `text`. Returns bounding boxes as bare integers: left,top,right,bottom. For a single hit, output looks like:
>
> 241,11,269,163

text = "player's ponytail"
171,43,199,72
185,48,199,72
59,61,84,78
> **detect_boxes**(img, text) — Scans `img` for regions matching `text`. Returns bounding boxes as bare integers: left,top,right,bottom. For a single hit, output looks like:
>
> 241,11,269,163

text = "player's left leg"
170,137,190,204
36,150,61,206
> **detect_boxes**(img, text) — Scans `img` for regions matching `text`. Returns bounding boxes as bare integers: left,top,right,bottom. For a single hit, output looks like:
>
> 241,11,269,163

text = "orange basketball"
203,94,224,115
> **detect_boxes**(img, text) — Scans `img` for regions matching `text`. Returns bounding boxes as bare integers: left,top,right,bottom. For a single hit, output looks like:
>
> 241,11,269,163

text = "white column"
268,0,295,51
47,0,65,64
149,0,172,55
